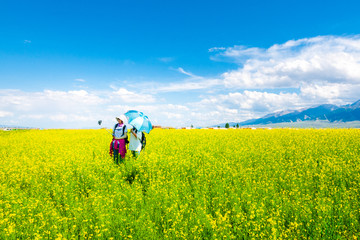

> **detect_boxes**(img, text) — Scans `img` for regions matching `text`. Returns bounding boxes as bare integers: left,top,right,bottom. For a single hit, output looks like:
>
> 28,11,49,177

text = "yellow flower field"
1,128,360,239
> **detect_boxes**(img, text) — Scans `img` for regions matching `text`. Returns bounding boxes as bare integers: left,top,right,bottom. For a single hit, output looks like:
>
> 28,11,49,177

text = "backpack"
124,127,129,144
113,123,129,144
140,132,146,150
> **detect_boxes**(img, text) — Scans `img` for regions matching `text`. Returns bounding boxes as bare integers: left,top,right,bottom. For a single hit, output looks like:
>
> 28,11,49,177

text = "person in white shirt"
110,116,128,164
129,127,142,158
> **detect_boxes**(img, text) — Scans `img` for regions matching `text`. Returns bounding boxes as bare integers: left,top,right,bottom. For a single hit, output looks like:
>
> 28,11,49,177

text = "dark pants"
131,150,140,158
113,148,124,164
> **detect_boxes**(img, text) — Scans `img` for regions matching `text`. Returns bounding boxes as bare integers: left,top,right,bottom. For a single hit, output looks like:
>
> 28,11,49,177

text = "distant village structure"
1,125,39,131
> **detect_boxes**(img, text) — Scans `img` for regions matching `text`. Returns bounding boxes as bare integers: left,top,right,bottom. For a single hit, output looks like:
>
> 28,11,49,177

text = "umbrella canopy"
124,110,153,134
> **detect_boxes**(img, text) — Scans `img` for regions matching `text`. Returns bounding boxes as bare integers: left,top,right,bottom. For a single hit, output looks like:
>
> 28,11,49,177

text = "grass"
1,128,360,239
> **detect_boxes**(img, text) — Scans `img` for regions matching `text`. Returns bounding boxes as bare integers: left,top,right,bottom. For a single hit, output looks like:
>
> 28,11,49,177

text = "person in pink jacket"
109,115,127,164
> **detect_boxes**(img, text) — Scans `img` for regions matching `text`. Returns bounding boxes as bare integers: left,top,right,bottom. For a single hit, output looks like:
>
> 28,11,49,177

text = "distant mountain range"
216,99,360,128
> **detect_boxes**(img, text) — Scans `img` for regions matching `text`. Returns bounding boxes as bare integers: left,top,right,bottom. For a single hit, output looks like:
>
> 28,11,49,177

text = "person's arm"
112,124,117,138
131,129,137,138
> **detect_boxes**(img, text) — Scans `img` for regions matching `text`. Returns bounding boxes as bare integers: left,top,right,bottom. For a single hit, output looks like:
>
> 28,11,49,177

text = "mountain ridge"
216,99,360,128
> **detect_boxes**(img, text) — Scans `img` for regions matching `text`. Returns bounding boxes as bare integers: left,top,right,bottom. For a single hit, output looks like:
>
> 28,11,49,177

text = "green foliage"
1,129,360,239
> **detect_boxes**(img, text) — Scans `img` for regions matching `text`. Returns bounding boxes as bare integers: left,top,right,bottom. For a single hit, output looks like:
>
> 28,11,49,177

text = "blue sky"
2,0,360,128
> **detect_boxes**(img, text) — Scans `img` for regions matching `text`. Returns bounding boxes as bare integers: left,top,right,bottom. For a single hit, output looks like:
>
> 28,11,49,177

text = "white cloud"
299,83,360,104
49,114,94,122
153,35,360,101
24,114,45,120
136,67,221,93
221,45,265,59
0,111,13,117
177,67,199,78
74,78,86,82
0,88,157,128
190,90,302,126
208,47,226,52
112,88,156,103
154,79,222,92
166,112,183,119
218,35,360,90
158,57,175,63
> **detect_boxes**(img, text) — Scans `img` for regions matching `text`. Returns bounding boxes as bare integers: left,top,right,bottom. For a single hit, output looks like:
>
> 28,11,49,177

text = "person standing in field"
109,116,128,164
129,127,143,158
